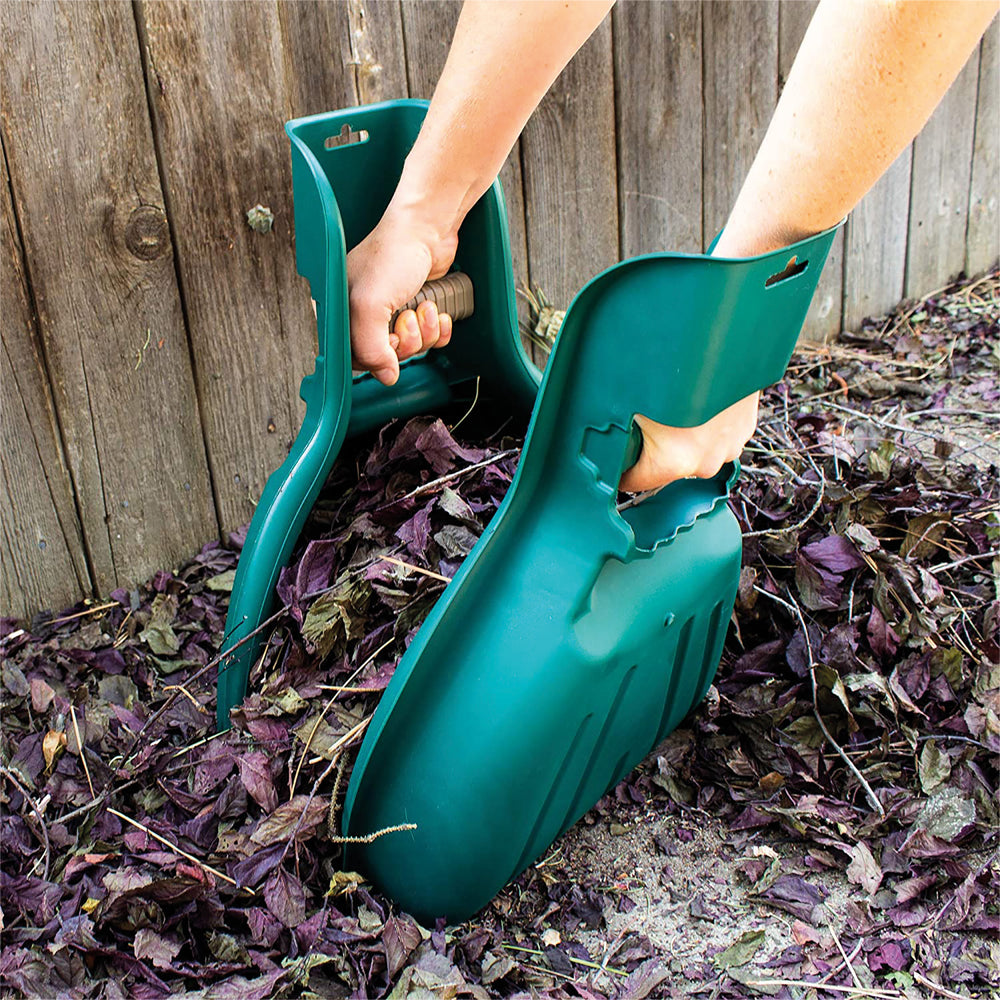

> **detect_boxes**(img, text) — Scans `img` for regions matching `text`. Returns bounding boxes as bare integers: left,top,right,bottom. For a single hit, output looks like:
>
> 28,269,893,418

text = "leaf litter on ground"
1,269,997,998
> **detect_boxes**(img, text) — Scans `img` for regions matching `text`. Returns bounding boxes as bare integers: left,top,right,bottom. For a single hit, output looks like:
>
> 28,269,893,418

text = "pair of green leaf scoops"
215,100,840,924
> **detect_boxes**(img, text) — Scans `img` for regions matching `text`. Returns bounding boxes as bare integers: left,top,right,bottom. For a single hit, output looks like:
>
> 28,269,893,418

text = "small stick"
47,601,121,626
392,449,519,504
753,586,885,816
911,969,975,1000
290,637,393,796
746,980,900,998
378,555,452,583
501,943,628,978
327,821,417,845
69,704,96,799
162,684,209,713
108,807,248,892
929,550,999,574
1,763,51,880
826,917,861,990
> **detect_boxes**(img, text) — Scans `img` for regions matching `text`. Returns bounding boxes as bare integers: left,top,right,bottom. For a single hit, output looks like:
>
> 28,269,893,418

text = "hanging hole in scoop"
765,255,808,287
325,124,370,149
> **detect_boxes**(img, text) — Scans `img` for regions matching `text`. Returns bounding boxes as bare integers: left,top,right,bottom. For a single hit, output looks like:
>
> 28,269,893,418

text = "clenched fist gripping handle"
216,100,840,925
391,272,475,330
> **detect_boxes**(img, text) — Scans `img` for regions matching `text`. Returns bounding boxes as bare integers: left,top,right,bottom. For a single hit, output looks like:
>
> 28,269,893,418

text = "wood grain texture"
0,0,215,598
614,0,702,257
702,2,779,240
778,0,843,343
280,0,408,116
843,148,913,330
399,0,534,356
967,19,999,276
905,49,980,297
139,0,317,535
1,142,91,618
520,16,618,309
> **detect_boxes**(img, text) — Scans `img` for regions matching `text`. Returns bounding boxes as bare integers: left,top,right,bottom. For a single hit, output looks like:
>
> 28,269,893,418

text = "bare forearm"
390,0,614,238
715,0,998,258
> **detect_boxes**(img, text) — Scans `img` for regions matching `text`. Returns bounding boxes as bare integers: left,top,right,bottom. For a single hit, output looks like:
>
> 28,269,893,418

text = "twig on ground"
1,763,51,881
826,917,861,990
69,704,96,800
378,555,452,583
391,448,519,505
745,979,900,998
108,807,247,891
290,637,393,797
911,969,975,1000
753,586,885,816
46,601,121,626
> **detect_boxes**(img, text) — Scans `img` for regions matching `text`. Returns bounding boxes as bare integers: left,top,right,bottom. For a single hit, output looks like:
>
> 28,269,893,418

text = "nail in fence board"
138,0,318,536
905,49,980,298
614,1,703,257
778,0,844,343
967,20,999,277
702,2,779,242
399,0,534,363
1,146,92,618
0,0,215,598
521,17,619,313
280,0,408,116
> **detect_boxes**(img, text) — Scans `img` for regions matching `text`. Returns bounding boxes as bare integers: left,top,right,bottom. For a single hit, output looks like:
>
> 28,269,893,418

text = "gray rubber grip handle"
390,272,474,330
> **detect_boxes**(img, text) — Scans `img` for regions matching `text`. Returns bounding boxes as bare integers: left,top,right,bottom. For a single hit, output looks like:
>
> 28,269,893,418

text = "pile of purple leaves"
1,272,997,998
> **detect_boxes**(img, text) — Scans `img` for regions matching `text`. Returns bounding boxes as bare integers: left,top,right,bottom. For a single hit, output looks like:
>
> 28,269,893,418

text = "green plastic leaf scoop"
342,220,838,923
216,98,840,925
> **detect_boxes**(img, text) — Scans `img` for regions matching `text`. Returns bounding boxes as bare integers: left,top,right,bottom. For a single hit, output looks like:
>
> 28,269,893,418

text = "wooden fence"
2,0,997,619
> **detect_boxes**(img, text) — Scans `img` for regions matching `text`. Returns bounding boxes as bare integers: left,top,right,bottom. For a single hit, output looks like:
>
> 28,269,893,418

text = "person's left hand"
618,392,760,492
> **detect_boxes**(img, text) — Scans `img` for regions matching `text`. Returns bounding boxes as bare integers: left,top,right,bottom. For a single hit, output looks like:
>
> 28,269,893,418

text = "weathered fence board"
778,0,844,342
968,20,1000,276
702,2,779,240
280,0,408,116
0,0,215,597
1,148,91,618
906,49,981,297
138,0,317,535
613,1,702,257
521,18,618,309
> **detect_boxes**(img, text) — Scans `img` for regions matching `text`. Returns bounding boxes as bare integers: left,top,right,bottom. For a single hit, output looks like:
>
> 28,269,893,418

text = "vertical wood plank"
399,0,534,355
138,0,318,535
520,17,618,309
843,149,913,330
905,49,980,297
702,2,779,240
280,0,408,117
779,0,843,342
0,0,216,597
1,143,92,618
613,1,702,257
967,19,999,276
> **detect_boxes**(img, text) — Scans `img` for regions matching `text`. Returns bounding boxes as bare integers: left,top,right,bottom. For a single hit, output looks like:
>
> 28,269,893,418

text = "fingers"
392,301,452,360
618,396,760,492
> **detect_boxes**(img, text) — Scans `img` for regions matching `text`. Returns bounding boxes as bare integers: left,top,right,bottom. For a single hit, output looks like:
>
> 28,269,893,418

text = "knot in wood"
124,206,169,261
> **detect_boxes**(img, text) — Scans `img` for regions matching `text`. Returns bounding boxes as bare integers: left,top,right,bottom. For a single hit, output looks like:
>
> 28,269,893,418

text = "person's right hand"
347,203,459,386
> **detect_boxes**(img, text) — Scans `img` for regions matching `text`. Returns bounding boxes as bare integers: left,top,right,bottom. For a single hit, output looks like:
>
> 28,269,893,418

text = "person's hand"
618,392,760,492
347,203,459,385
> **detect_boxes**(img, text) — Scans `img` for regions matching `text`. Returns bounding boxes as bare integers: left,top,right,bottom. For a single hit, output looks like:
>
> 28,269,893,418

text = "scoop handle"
390,272,474,329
